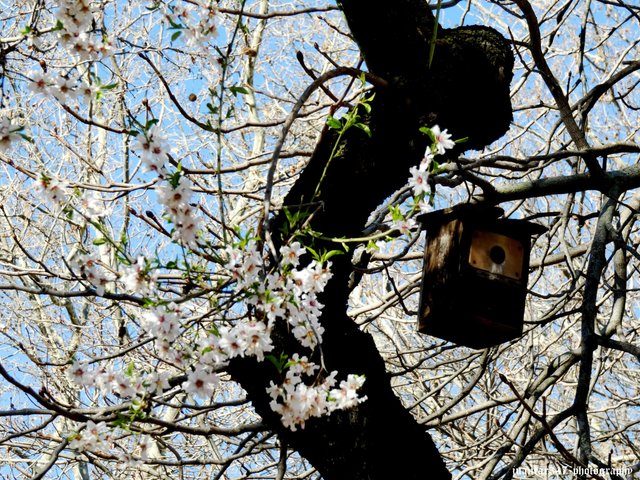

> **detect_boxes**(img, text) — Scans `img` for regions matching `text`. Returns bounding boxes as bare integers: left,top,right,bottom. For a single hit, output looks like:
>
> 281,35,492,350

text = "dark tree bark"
228,1,515,479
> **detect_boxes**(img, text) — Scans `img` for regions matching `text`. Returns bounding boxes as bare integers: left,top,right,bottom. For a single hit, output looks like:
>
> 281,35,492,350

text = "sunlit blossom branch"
0,282,145,304
31,437,70,480
574,193,619,467
0,414,57,445
217,5,340,19
0,154,161,193
0,361,92,422
141,416,266,436
422,395,518,427
179,150,311,175
417,351,490,422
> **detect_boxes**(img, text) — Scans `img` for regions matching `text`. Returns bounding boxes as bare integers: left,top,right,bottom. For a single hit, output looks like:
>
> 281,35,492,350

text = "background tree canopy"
0,0,639,479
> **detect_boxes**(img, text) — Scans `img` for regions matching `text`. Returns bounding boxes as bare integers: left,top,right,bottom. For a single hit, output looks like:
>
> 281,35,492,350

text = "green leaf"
389,205,404,222
167,18,183,30
360,93,375,113
354,122,371,137
266,353,289,373
323,249,344,262
366,239,380,252
326,116,342,130
206,103,219,115
419,126,436,143
171,30,182,42
229,85,249,96
20,25,32,35
101,82,118,90
144,118,159,130
305,245,320,262
93,237,108,246
117,254,132,266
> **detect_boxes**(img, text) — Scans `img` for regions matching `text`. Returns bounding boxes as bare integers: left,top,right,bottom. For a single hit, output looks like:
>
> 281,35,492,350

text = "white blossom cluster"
408,124,456,199
37,175,111,222
225,240,331,349
267,354,367,431
66,239,365,433
155,176,201,247
120,256,158,296
68,420,112,452
224,241,367,430
71,253,115,295
0,113,23,151
80,192,111,222
27,69,98,103
67,359,171,398
164,1,219,47
56,0,114,60
132,126,170,173
66,415,155,467
130,124,202,248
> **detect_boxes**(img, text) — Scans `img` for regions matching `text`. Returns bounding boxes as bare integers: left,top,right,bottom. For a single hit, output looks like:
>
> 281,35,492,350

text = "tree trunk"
229,1,515,478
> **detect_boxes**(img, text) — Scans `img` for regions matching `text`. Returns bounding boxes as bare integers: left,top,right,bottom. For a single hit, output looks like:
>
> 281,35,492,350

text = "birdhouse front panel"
468,230,525,281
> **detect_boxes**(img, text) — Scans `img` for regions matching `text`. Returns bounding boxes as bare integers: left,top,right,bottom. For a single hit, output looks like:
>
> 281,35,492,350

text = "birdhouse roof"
417,204,547,236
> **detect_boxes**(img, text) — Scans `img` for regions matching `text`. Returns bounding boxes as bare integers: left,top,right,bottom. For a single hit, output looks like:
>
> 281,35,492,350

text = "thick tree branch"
478,163,640,203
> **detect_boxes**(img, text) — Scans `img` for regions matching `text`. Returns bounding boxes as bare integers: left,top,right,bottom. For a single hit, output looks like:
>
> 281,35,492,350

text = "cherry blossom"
329,375,367,410
143,306,182,342
27,70,53,96
37,174,68,206
182,368,219,400
392,217,417,237
430,125,456,155
0,114,23,150
165,1,219,47
51,76,79,102
66,360,93,387
144,371,172,395
71,253,114,295
69,420,111,452
280,241,306,267
81,193,111,221
155,176,202,247
234,320,273,361
133,126,170,172
55,0,114,60
267,362,366,431
120,256,157,296
408,164,430,196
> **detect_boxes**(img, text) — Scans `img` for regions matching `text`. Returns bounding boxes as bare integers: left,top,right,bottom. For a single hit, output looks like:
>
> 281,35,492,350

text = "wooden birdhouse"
417,205,546,349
